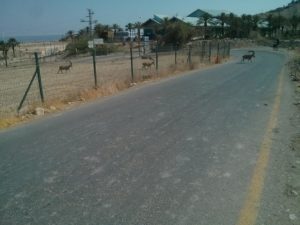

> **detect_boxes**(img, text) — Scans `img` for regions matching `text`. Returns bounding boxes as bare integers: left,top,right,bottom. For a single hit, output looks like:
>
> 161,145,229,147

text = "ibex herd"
57,60,72,73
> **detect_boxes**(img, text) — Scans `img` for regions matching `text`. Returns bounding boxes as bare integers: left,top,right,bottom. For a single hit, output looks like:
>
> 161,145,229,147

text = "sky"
0,0,293,37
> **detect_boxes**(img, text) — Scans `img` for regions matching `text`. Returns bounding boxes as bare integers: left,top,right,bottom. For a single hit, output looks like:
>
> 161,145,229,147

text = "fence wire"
0,40,231,117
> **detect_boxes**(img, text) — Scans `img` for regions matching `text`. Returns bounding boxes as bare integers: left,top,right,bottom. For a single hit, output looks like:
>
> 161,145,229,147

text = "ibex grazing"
142,59,155,70
57,61,72,73
241,50,255,62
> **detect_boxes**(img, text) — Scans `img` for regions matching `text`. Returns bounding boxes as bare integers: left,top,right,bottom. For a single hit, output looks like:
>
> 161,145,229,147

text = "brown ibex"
142,58,155,70
241,50,255,62
57,61,72,73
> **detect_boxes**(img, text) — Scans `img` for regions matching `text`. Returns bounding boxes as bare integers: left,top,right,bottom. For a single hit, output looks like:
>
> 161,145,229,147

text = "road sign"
88,41,94,48
94,38,104,45
88,39,104,48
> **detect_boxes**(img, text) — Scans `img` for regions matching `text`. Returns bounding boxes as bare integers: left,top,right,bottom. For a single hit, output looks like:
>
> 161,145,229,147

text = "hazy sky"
0,0,292,37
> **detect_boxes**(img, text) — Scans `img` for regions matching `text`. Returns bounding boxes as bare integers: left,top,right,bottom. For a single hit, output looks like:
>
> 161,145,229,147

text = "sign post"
88,39,103,89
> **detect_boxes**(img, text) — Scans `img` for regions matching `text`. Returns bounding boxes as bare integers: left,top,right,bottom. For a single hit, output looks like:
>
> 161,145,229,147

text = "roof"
142,18,160,27
187,9,211,18
188,9,232,18
204,10,231,17
257,20,269,28
181,17,199,26
142,12,230,28
153,14,169,23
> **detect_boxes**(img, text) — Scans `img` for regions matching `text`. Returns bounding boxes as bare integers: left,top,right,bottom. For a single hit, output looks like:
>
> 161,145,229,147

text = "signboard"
94,38,104,45
88,41,94,48
88,39,104,48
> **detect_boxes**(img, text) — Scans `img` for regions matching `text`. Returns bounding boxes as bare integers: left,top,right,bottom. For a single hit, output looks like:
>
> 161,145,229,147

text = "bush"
65,38,89,56
95,44,119,55
163,22,194,46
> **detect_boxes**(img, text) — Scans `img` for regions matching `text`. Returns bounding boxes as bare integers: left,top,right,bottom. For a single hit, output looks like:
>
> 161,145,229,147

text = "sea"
1,34,64,43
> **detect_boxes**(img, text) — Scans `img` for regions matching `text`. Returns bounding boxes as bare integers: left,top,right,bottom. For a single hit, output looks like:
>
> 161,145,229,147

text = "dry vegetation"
0,41,232,129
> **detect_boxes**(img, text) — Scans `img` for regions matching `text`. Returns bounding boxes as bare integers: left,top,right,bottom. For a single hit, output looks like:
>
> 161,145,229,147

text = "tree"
78,27,90,37
226,13,242,38
112,23,121,35
0,41,9,67
134,22,142,54
198,12,212,39
240,14,253,37
112,24,121,41
266,14,275,37
289,15,299,36
252,15,260,31
126,23,134,40
134,22,142,40
94,23,113,40
66,30,75,42
7,38,19,58
218,13,226,38
163,21,193,46
94,23,105,39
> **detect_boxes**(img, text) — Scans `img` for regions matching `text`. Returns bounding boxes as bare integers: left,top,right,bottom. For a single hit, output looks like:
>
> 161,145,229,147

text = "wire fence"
0,40,231,117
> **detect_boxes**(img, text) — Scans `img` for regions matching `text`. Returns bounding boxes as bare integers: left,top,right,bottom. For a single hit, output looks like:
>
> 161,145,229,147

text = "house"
187,9,230,38
142,14,169,39
141,9,231,40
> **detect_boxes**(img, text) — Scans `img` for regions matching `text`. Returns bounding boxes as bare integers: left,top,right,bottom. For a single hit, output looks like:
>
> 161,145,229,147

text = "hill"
264,0,300,18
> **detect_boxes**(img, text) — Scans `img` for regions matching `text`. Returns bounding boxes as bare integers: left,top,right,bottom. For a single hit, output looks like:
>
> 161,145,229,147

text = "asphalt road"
0,50,290,225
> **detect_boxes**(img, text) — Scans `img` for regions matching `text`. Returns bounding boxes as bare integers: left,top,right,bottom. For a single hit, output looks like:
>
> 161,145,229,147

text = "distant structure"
142,9,231,40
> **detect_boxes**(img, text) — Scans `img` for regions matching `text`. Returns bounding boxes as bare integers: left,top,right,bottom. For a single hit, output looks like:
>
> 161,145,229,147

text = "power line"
80,9,97,39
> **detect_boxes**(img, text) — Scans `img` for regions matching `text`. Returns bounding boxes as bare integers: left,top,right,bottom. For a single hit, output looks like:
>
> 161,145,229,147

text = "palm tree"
266,14,274,37
112,24,120,33
66,30,75,42
126,23,134,40
78,27,90,38
290,15,299,35
134,22,142,54
219,13,226,38
7,38,19,57
198,12,211,39
252,15,260,31
134,22,142,40
240,14,253,37
228,13,242,38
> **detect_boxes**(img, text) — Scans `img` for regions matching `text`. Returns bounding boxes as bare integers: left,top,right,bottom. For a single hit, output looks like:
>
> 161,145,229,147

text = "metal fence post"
201,41,206,62
35,52,44,103
223,41,226,59
92,46,98,89
216,42,220,63
17,71,37,112
175,44,177,65
18,52,44,112
130,43,134,83
188,44,192,65
208,41,212,63
155,42,158,71
228,42,231,57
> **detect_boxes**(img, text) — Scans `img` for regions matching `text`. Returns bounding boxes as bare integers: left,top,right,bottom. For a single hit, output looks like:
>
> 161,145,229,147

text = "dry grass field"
0,40,233,128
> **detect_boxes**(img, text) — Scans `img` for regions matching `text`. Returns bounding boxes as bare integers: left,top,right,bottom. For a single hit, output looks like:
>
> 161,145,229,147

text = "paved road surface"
0,50,291,225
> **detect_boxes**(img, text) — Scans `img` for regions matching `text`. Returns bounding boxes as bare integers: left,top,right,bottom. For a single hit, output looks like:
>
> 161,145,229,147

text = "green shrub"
95,44,119,55
66,38,89,56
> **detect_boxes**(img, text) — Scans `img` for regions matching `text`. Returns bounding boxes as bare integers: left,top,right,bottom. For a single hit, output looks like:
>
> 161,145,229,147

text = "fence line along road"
0,40,231,117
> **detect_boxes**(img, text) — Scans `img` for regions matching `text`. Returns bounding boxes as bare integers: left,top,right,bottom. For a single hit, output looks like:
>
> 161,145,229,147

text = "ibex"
142,58,155,70
241,50,255,62
141,55,153,60
57,60,72,73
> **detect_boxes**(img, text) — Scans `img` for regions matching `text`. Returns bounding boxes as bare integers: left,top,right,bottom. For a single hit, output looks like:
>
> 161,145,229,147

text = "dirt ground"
0,41,228,123
287,80,300,222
